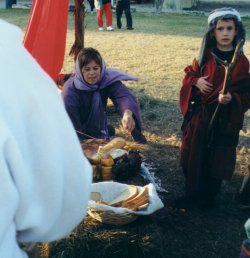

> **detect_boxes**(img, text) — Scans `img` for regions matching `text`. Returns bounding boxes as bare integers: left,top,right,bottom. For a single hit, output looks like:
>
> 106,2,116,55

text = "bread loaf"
108,185,138,207
98,137,126,156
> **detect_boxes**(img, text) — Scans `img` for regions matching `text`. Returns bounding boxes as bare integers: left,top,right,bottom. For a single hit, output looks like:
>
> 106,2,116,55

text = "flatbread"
121,186,149,210
108,185,138,207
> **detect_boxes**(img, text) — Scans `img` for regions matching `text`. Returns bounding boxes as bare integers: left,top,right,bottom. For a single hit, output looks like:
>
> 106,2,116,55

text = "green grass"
3,9,250,37
0,9,30,29
0,9,250,144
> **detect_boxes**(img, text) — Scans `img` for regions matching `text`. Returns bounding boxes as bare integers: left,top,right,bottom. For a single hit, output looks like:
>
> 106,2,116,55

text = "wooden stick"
207,39,244,146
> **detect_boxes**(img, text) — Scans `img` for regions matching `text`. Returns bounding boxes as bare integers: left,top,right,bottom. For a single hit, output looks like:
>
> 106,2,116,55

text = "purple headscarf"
68,54,139,139
73,57,138,91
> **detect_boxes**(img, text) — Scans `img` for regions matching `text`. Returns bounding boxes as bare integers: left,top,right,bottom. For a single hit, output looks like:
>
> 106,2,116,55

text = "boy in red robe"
176,8,250,210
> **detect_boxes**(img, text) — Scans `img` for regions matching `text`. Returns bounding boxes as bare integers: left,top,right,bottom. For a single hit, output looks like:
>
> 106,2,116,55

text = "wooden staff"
207,39,244,146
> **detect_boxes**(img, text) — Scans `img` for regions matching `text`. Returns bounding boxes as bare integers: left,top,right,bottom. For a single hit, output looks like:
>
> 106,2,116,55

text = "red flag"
23,0,69,82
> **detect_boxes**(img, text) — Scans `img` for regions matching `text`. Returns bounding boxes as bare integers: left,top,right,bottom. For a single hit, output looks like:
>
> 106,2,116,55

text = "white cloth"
0,19,92,258
208,8,241,24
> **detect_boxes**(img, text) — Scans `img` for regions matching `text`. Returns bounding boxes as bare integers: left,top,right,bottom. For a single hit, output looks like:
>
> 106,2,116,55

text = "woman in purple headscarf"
62,47,147,143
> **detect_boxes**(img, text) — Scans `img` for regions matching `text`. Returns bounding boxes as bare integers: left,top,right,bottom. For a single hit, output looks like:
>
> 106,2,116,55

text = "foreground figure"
62,47,147,144
177,8,250,209
0,19,92,257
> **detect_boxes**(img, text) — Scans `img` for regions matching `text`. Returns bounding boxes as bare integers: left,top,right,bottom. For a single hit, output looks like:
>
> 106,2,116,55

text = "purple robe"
62,57,145,142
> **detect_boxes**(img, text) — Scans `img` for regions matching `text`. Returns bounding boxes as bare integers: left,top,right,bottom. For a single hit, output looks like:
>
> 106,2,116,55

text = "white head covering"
208,8,241,25
197,7,245,67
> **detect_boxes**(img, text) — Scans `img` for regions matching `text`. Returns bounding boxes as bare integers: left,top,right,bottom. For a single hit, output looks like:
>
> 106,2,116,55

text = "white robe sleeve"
0,19,92,256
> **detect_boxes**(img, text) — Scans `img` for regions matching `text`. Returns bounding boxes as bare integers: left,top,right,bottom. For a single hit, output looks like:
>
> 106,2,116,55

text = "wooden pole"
69,0,86,60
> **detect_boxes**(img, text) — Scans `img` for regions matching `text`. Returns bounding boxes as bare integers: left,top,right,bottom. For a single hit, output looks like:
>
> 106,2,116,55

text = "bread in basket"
87,182,164,225
81,138,142,182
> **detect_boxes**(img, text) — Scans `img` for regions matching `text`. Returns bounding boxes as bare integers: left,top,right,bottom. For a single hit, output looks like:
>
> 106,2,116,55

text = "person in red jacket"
175,8,250,210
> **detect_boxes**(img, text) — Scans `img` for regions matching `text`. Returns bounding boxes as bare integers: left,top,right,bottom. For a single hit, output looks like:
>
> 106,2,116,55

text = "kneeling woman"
62,47,147,143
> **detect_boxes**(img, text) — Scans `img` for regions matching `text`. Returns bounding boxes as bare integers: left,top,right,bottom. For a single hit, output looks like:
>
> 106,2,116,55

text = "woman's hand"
218,92,232,104
122,109,135,133
195,76,213,94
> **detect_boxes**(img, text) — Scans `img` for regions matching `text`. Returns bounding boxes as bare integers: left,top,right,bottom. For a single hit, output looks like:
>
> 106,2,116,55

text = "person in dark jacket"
6,0,16,8
116,0,133,30
88,0,95,13
62,47,147,144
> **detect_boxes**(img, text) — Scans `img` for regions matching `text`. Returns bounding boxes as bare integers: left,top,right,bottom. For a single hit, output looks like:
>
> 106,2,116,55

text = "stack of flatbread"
90,185,149,211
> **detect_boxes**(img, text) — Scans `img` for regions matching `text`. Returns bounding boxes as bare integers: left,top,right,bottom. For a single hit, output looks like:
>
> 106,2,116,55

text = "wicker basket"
88,182,164,226
88,209,138,225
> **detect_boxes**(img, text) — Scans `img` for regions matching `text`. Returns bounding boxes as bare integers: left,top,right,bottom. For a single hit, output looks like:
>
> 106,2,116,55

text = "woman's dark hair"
78,47,103,69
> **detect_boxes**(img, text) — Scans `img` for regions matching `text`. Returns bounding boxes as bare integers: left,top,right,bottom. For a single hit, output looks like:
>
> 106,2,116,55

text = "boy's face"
213,19,238,51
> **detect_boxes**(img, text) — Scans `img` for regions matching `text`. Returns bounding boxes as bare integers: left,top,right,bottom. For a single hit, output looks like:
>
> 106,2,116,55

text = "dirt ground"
44,142,249,258
44,112,250,258
42,3,250,258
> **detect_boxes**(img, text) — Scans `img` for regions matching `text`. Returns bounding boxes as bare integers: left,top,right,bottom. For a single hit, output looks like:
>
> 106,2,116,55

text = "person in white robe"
0,19,92,258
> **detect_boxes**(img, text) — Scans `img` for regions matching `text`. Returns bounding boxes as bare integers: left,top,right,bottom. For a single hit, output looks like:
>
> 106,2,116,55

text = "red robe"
180,49,250,197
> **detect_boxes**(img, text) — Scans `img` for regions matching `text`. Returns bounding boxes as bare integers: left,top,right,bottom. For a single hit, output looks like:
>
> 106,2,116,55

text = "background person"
94,0,114,31
88,0,95,13
0,19,92,258
176,8,250,210
62,47,147,144
116,0,133,30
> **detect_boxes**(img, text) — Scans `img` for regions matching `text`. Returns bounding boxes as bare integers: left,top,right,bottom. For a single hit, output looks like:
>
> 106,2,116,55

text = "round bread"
101,156,114,167
84,149,100,165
